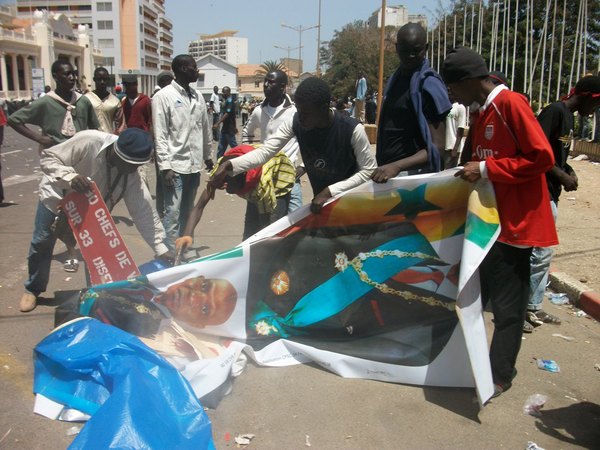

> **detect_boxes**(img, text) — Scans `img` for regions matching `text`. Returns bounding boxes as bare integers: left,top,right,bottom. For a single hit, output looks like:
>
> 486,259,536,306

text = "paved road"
0,126,598,449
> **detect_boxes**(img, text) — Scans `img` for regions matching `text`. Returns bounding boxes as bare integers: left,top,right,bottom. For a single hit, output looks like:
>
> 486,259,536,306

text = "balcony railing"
0,28,35,42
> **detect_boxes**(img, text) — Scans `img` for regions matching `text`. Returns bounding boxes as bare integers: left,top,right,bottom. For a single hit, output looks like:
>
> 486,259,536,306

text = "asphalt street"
0,126,598,450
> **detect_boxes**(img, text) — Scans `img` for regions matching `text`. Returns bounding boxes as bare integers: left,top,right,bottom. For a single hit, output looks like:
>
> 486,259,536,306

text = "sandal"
64,259,79,273
523,320,534,333
534,310,561,325
526,311,543,327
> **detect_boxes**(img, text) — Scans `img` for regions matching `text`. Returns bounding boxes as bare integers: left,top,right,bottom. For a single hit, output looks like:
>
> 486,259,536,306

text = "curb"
549,270,600,321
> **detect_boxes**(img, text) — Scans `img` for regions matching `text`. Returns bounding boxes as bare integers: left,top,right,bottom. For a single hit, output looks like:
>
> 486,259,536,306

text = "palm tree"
255,59,287,80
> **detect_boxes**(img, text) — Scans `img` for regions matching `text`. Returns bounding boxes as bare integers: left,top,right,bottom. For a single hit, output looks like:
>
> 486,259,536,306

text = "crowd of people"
3,21,600,401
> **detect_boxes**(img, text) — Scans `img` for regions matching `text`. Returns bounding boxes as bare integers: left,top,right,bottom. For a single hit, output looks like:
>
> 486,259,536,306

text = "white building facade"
15,0,174,94
188,31,248,67
194,54,237,99
0,5,103,99
368,5,428,30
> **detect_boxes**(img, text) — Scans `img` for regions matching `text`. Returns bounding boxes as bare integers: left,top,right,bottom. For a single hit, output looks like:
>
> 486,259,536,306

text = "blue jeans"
217,131,238,159
161,172,200,251
25,202,58,295
288,181,303,213
528,200,558,311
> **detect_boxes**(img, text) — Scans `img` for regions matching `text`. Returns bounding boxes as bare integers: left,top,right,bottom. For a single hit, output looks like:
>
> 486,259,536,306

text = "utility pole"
281,23,319,74
376,0,386,127
274,45,303,76
316,0,322,76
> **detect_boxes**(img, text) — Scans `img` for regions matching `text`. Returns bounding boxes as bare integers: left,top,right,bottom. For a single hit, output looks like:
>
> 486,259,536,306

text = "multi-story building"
0,5,103,99
368,5,428,30
15,0,174,94
188,31,248,67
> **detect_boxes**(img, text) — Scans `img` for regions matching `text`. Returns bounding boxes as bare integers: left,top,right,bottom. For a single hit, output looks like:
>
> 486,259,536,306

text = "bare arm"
181,187,214,238
9,122,54,148
175,187,214,259
372,118,446,182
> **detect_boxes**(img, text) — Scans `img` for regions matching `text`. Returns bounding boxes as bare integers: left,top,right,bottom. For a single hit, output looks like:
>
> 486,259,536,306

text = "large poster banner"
76,170,500,405
61,182,140,285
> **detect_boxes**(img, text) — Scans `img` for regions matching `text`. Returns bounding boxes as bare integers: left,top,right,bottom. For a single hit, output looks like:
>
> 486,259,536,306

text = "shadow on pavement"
535,401,600,447
423,386,481,422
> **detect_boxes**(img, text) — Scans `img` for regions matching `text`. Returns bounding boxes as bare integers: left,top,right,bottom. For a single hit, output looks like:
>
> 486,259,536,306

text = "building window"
97,20,113,30
198,73,205,82
140,41,144,50
104,57,115,66
97,2,113,12
79,5,92,10
98,39,114,48
255,81,261,88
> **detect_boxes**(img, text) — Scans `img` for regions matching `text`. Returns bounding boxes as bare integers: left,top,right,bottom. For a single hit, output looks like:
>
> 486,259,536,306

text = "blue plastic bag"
34,318,215,449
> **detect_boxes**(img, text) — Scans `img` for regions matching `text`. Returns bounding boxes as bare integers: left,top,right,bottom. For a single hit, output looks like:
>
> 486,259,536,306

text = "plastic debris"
305,434,311,447
523,394,548,416
234,434,255,446
64,277,72,282
0,428,12,445
548,293,569,305
536,359,560,373
572,154,588,161
575,310,588,317
66,426,81,436
552,333,574,341
527,441,546,450
594,363,600,371
224,432,231,442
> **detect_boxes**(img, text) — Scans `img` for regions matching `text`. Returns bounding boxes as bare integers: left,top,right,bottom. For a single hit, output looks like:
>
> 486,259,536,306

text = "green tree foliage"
322,0,598,109
320,21,399,99
429,0,600,107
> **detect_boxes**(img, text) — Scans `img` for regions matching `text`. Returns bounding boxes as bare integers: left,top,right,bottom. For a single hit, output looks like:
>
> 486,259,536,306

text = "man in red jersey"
441,47,558,398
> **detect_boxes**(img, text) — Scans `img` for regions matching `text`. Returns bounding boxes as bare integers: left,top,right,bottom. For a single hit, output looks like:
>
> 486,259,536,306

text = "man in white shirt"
243,70,303,213
210,85,220,142
19,128,172,312
444,102,467,168
152,54,213,251
211,77,375,214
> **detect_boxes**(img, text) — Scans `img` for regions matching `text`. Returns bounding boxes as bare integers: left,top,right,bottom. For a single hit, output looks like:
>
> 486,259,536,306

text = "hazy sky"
0,0,445,70
166,0,442,70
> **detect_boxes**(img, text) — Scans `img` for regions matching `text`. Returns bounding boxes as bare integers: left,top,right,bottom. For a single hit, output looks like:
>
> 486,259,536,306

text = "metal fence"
572,140,600,162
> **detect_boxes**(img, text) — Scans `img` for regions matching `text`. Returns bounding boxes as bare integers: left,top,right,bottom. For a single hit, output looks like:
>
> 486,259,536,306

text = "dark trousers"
242,194,290,241
212,113,220,142
479,241,532,385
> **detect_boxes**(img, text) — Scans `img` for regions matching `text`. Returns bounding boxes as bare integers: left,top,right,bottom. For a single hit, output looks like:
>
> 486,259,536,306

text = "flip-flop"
64,259,79,273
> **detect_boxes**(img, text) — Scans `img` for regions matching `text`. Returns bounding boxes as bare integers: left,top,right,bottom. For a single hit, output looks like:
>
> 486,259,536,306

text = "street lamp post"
281,23,319,74
274,44,303,76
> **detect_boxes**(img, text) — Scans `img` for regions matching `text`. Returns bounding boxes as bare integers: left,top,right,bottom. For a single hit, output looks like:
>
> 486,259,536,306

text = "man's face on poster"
156,276,237,328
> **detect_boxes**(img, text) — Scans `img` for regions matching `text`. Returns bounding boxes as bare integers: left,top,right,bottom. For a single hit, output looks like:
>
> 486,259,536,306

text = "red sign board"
60,182,140,285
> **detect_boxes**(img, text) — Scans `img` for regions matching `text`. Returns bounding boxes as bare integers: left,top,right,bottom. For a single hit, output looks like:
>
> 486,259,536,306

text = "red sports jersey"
470,88,558,247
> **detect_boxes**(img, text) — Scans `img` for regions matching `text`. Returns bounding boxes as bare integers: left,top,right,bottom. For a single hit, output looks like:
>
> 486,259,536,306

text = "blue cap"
114,128,154,165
